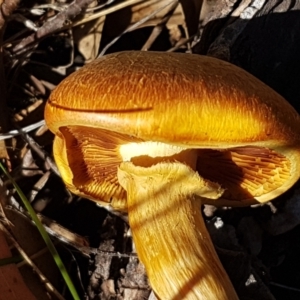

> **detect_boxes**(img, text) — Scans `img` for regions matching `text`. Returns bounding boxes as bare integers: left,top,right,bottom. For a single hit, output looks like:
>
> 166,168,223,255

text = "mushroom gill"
54,124,293,209
197,147,290,204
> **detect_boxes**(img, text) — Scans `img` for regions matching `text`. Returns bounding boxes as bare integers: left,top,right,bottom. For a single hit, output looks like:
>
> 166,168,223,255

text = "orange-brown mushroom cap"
44,51,300,209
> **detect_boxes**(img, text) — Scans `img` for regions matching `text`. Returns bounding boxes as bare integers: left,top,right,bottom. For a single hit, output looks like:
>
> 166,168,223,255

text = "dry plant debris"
0,0,300,299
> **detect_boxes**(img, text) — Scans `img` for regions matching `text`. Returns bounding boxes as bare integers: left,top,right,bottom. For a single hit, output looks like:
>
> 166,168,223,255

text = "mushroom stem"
118,162,238,300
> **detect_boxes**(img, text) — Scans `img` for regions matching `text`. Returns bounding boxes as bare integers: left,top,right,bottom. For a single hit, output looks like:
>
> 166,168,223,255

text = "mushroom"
44,51,300,299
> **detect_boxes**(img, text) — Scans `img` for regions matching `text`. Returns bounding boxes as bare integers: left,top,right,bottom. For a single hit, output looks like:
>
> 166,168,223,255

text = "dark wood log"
195,0,300,112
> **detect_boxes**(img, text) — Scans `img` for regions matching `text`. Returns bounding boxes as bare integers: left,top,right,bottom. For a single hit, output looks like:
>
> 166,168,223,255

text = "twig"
72,0,149,27
0,0,21,161
167,34,196,52
0,0,20,30
20,131,60,177
0,120,45,141
141,0,178,51
11,0,95,55
99,0,178,56
270,281,300,293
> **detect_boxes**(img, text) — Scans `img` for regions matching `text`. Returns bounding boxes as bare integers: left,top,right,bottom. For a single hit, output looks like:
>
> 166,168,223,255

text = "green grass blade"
0,162,80,300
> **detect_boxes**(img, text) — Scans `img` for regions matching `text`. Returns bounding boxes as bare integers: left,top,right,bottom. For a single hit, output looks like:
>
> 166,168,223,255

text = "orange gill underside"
197,147,290,201
59,126,291,206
